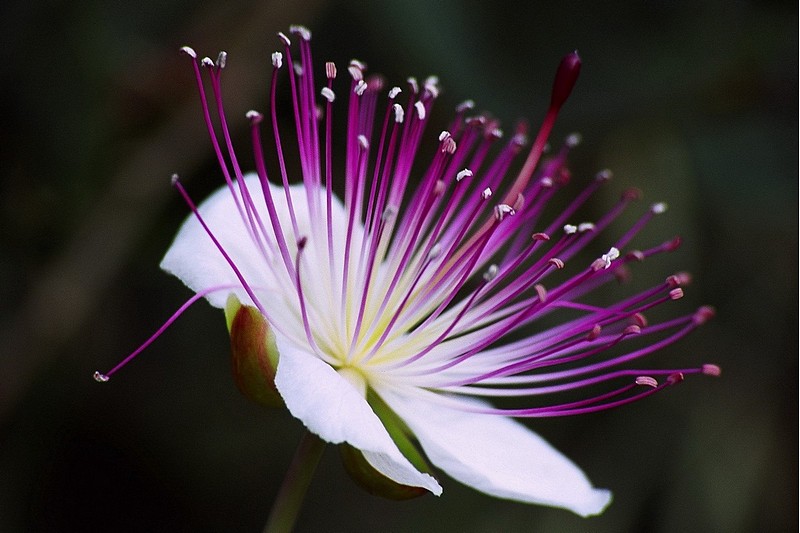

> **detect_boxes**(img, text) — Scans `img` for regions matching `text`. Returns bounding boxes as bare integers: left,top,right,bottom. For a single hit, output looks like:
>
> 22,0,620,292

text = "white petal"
273,334,442,495
161,174,358,309
378,387,611,516
161,174,289,308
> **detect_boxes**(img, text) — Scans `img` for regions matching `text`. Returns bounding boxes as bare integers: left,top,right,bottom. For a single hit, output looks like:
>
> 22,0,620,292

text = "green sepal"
367,389,431,473
226,294,283,407
339,389,434,500
339,445,428,500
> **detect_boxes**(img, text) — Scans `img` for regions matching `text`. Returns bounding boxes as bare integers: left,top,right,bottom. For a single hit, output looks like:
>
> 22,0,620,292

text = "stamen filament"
94,284,238,381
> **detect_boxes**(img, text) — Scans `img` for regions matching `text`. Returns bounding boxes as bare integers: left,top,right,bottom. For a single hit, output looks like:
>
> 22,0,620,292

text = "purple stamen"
101,32,717,425
269,47,303,242
93,283,238,381
182,49,248,234
172,176,266,314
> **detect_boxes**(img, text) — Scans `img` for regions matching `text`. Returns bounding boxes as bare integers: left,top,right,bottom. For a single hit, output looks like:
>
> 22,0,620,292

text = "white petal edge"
273,334,442,495
160,173,357,310
377,387,612,516
161,174,291,308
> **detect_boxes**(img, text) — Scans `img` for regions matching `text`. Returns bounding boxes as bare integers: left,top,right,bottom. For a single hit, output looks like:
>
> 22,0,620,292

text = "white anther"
415,101,426,120
294,63,303,76
565,132,582,147
624,325,642,335
651,202,667,214
540,177,554,187
428,244,442,260
272,52,283,69
321,87,335,102
456,169,473,182
350,59,367,70
600,247,620,269
245,110,263,123
534,284,548,303
289,25,311,40
456,100,475,112
407,77,419,93
491,128,504,139
216,51,227,68
389,86,402,99
439,131,451,142
358,135,369,149
512,133,528,146
494,204,516,220
577,222,595,233
201,57,214,68
595,169,612,182
348,61,364,81
442,137,457,154
483,264,499,282
424,76,440,97
325,62,337,79
179,46,197,58
635,376,658,388
93,371,110,383
277,32,291,46
563,224,577,235
393,103,405,123
354,80,367,96
482,187,493,200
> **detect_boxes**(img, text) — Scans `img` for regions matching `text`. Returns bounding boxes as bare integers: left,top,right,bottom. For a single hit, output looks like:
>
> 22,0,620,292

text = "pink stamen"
93,284,238,381
181,49,248,234
249,110,297,279
107,35,719,426
172,176,265,313
293,236,335,364
323,64,337,292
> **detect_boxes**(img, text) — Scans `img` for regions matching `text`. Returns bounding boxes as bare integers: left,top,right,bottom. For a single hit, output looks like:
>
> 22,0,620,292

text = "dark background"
0,1,796,531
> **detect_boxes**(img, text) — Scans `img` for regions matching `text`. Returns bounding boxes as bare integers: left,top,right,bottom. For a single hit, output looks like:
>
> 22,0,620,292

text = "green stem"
263,430,326,533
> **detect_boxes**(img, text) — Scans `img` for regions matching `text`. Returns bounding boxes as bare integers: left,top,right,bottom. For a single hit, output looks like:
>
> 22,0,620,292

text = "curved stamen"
139,39,718,433
93,283,239,381
172,176,266,314
293,237,338,365
269,48,302,242
182,49,248,236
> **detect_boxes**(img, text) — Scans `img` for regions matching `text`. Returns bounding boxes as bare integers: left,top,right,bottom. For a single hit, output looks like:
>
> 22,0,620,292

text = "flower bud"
550,51,581,111
226,295,283,407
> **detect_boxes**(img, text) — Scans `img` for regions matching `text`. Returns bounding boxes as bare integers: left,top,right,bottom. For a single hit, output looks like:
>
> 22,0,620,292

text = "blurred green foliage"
0,0,795,531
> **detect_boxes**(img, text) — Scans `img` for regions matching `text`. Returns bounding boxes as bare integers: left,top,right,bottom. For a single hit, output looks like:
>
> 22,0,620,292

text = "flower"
96,25,719,517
